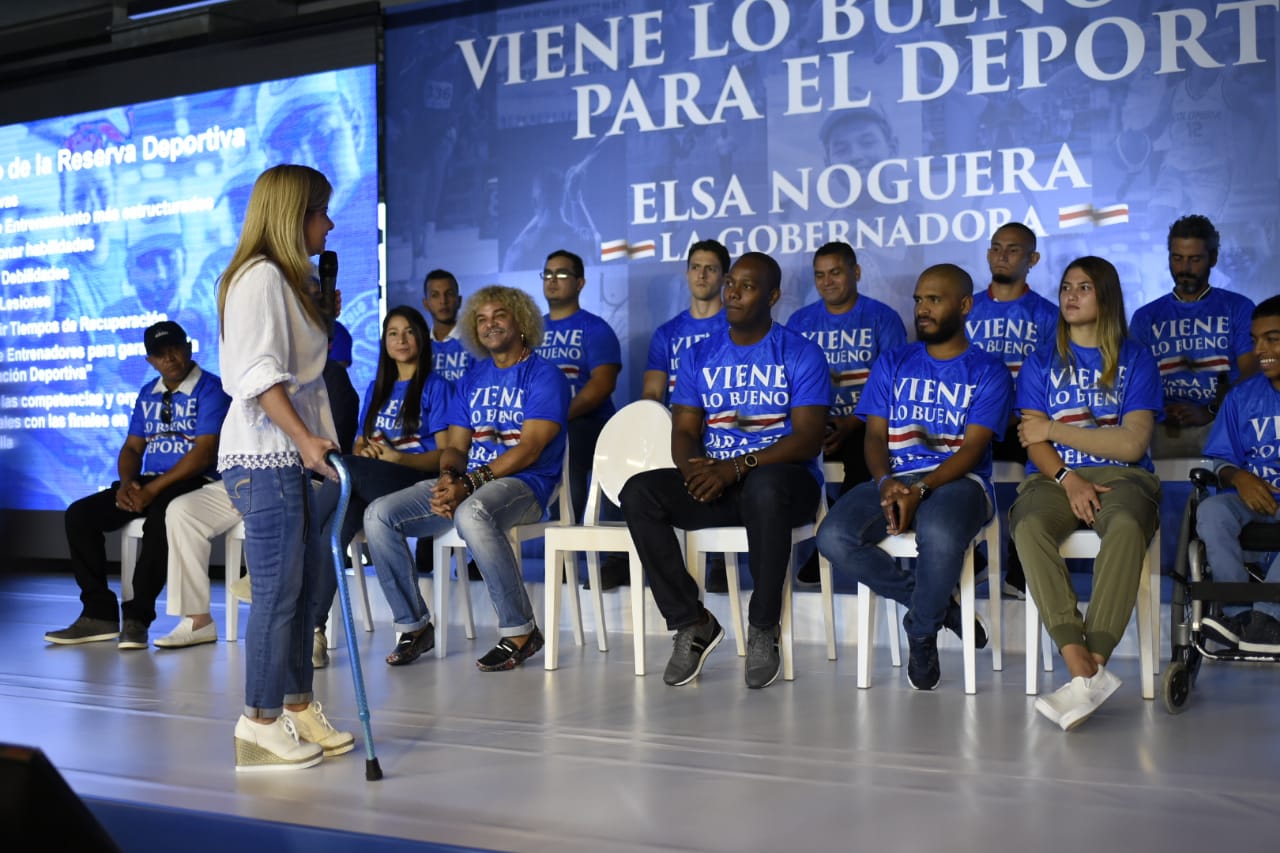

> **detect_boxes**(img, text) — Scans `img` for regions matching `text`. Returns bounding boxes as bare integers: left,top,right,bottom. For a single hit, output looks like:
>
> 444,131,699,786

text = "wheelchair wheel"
1162,661,1191,714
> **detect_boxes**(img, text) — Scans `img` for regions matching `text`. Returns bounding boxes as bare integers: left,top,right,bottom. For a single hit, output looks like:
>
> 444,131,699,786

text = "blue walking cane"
325,451,383,781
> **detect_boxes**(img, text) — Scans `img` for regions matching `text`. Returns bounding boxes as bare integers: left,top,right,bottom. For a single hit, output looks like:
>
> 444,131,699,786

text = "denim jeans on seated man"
817,476,988,638
363,476,544,637
224,465,320,718
1197,493,1280,624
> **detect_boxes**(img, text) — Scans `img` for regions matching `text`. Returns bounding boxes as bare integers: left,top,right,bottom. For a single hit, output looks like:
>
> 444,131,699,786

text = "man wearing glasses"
535,250,622,529
45,321,230,650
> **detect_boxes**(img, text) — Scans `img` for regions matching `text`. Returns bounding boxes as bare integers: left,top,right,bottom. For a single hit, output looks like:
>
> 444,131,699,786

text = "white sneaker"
233,715,322,772
284,701,355,757
313,628,330,669
1058,666,1123,731
230,572,252,603
1033,679,1081,727
154,617,217,649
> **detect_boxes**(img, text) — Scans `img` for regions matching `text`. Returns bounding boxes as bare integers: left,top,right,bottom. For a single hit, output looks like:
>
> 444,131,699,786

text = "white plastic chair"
431,450,578,658
856,513,1000,694
543,400,676,674
684,480,828,683
1024,529,1160,700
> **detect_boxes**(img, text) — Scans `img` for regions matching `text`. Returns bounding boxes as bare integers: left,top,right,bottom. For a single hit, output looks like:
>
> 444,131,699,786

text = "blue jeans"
817,476,988,637
309,456,432,630
1196,492,1280,622
364,477,543,636
223,465,317,718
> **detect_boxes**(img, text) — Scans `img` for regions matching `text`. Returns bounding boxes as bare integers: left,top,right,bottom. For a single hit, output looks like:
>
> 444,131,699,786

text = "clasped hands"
683,457,737,503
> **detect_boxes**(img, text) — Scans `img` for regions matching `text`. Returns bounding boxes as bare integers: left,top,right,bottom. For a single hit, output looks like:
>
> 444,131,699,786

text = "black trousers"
620,464,820,631
64,475,207,625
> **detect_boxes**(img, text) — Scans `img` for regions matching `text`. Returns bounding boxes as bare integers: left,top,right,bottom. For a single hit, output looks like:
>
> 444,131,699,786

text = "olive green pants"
1010,466,1161,660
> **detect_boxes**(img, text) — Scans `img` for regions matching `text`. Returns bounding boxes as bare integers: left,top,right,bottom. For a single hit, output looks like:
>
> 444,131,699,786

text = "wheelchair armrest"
1190,467,1217,489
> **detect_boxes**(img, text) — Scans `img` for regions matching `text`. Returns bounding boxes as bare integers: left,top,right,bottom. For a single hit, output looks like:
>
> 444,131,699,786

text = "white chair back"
590,400,675,513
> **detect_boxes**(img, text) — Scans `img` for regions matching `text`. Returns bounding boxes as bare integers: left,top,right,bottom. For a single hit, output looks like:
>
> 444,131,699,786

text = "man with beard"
423,269,473,384
816,265,1013,691
1132,215,1257,458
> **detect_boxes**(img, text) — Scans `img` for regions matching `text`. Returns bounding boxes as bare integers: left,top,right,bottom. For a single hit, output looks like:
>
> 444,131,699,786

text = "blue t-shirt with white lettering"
787,294,907,419
673,323,832,485
432,335,474,385
1202,373,1280,490
966,288,1059,380
357,373,454,454
857,343,1013,500
645,309,727,403
128,365,230,477
537,309,621,420
1131,288,1255,406
1016,339,1163,474
449,354,571,511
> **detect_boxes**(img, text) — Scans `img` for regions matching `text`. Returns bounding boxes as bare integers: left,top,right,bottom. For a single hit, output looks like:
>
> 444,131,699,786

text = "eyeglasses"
540,270,575,282
161,390,172,425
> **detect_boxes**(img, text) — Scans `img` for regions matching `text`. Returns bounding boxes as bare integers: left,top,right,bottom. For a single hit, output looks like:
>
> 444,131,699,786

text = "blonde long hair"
1054,255,1128,391
217,164,330,337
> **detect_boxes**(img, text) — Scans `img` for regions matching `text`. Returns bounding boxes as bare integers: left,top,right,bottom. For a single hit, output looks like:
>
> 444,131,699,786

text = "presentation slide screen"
0,65,379,511
383,1,1278,399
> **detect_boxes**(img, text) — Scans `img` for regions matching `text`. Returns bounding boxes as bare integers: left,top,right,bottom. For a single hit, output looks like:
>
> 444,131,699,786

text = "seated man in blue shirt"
817,264,1014,690
46,321,231,649
621,252,831,690
1197,296,1280,653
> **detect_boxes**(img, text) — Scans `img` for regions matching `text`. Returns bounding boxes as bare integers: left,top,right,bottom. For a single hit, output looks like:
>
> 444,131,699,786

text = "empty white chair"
544,400,676,674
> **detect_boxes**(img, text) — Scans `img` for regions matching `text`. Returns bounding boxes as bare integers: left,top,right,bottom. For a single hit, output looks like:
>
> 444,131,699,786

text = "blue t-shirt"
966,287,1059,380
1016,339,1163,474
857,342,1013,502
1202,373,1280,490
1131,287,1255,406
431,334,474,385
672,323,832,485
357,373,454,454
128,365,230,477
537,309,621,420
645,308,727,403
449,354,571,510
786,294,907,419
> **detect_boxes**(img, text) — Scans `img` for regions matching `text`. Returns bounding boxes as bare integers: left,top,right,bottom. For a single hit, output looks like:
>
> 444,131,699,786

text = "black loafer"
476,626,544,671
385,623,434,666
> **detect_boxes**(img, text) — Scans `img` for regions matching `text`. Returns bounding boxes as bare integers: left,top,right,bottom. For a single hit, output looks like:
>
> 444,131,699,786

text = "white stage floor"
3,570,1279,852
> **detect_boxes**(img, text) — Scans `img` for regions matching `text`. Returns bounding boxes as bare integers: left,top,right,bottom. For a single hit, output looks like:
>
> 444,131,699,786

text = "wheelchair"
1164,467,1280,713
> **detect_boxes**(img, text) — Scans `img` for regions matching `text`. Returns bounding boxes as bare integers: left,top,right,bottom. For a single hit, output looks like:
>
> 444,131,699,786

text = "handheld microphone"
318,250,338,337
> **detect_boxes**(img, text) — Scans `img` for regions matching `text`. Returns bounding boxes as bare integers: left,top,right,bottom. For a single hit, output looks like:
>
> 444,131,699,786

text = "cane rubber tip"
366,758,383,781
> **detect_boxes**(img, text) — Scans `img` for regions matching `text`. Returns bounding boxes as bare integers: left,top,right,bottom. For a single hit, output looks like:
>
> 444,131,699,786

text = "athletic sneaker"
1200,611,1251,648
154,617,217,649
283,701,355,757
313,628,329,669
1033,679,1081,727
664,612,725,686
942,597,989,649
1057,666,1122,731
907,633,941,690
744,623,782,689
117,620,148,650
44,616,119,645
234,715,323,772
1239,611,1280,654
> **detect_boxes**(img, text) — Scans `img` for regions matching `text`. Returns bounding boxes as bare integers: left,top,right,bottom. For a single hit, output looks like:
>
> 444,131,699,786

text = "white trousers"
164,481,241,616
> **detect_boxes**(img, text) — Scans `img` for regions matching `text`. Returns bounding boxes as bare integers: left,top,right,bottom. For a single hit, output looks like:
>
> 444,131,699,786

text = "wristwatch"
916,481,932,501
743,453,760,471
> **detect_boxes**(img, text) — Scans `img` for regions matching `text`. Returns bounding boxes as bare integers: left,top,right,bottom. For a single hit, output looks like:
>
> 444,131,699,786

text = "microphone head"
319,251,338,279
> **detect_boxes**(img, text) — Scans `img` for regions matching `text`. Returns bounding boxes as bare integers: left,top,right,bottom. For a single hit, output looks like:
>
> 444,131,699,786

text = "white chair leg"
564,553,584,648
1149,536,1161,677
819,553,837,661
543,546,564,671
225,534,242,642
1025,592,1039,695
986,528,1003,672
725,552,746,656
433,542,450,659
961,549,977,695
1138,547,1155,700
120,531,137,602
629,544,646,676
856,583,876,689
887,599,903,668
781,561,795,681
459,552,476,640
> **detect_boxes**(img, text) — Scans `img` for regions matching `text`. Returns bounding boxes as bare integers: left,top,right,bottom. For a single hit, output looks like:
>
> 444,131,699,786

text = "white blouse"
217,256,336,471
